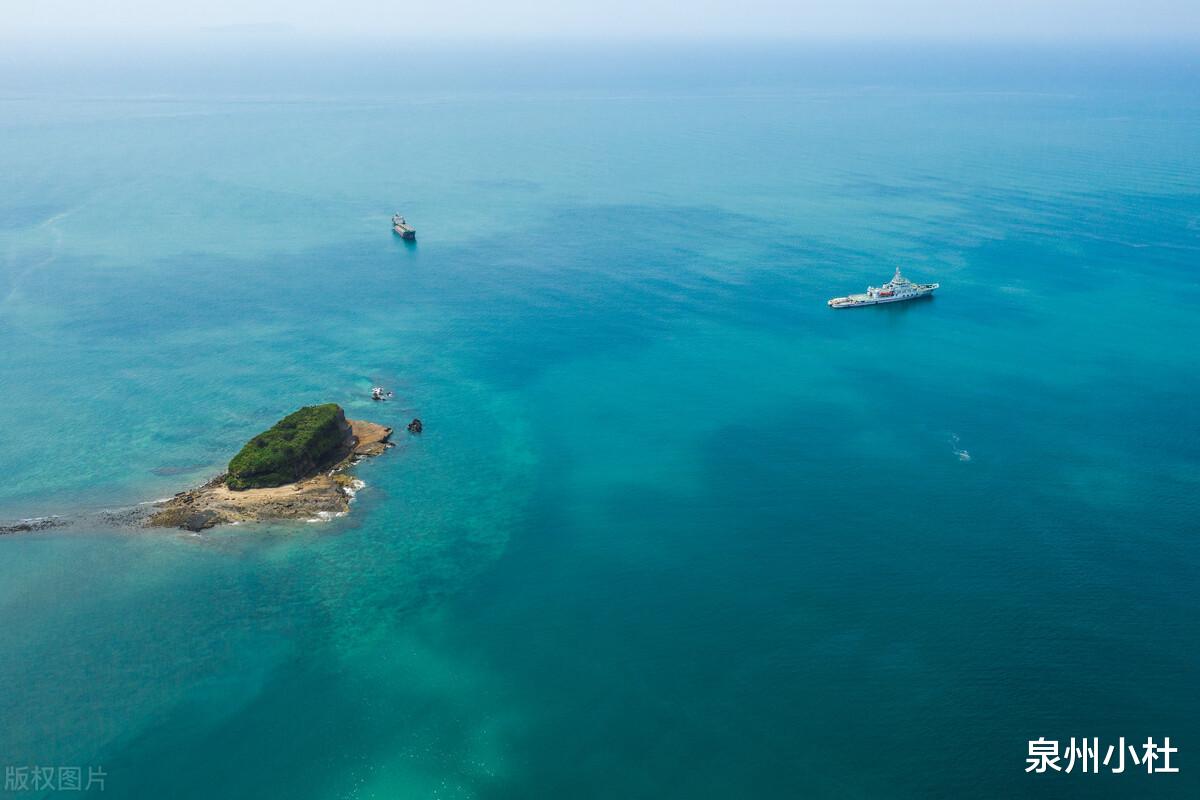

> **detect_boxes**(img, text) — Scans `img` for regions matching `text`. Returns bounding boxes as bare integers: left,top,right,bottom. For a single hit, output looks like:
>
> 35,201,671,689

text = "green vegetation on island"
226,403,352,490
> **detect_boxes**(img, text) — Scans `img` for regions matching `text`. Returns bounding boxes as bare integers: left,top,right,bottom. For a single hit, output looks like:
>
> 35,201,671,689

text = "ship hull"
827,287,937,308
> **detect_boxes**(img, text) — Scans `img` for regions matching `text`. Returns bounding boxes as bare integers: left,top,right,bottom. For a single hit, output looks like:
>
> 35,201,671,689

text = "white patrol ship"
828,267,938,308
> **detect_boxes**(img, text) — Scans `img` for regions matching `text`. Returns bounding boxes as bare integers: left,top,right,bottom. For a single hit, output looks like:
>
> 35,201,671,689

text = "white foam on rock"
344,479,367,503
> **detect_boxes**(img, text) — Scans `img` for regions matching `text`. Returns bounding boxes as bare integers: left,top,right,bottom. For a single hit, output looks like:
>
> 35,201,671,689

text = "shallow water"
1,45,1198,798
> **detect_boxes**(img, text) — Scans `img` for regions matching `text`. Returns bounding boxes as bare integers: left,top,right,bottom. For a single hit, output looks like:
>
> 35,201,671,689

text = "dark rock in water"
0,517,64,535
98,506,156,528
182,511,218,532
407,418,423,434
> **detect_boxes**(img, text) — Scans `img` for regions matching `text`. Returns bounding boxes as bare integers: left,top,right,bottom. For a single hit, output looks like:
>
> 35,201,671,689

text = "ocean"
1,42,1198,798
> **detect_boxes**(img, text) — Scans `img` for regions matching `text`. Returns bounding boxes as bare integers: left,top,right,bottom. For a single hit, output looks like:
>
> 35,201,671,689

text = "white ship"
828,267,938,308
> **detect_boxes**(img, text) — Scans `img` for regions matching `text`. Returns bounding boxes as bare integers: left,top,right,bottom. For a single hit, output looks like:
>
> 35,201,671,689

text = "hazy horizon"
3,4,1199,103
5,0,1200,44
2,38,1197,99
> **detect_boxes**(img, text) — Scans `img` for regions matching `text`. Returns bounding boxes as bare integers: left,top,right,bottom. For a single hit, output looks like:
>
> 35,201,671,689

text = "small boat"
392,214,416,240
828,267,938,308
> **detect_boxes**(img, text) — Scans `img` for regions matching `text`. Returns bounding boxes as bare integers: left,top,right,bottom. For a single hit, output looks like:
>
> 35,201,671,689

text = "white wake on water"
949,433,971,462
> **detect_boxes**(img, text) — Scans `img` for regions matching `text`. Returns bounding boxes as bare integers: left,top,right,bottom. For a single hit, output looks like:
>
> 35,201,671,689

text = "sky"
5,0,1200,42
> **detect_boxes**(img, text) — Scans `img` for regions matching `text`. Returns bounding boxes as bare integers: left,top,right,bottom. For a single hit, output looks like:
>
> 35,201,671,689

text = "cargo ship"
392,214,416,240
828,267,937,308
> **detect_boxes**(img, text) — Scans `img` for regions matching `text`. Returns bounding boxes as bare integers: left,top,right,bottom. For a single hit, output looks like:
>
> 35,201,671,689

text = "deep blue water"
1,44,1198,798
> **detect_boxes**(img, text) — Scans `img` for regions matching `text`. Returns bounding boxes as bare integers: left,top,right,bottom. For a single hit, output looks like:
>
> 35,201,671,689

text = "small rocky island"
148,404,392,531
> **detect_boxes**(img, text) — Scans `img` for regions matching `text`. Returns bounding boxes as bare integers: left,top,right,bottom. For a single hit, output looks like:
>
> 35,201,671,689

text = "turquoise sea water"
1,44,1199,797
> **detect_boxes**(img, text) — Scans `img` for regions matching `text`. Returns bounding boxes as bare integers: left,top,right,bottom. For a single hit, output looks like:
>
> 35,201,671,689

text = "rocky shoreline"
147,418,393,531
0,406,401,536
